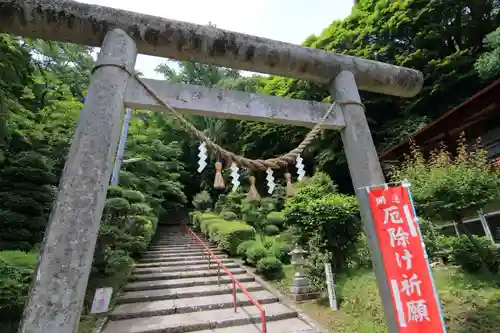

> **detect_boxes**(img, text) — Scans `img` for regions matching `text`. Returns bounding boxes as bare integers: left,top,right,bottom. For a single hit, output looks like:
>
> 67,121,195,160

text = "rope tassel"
247,176,261,202
285,172,296,197
214,161,225,189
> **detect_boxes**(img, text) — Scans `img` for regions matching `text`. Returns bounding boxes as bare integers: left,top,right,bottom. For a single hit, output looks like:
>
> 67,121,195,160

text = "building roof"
378,79,500,162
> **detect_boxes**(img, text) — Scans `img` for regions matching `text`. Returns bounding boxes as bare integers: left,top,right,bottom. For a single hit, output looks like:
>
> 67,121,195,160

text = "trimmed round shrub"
264,224,280,236
266,211,284,228
246,243,267,266
210,221,256,255
237,240,257,261
201,217,226,235
122,190,145,203
107,185,124,198
130,203,152,215
256,256,284,280
269,241,293,264
220,211,238,221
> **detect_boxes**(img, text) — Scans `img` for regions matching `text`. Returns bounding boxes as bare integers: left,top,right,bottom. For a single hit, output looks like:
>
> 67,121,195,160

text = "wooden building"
378,79,500,245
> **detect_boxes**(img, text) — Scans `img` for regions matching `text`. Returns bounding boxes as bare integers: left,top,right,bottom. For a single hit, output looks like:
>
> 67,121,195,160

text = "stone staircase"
102,225,322,333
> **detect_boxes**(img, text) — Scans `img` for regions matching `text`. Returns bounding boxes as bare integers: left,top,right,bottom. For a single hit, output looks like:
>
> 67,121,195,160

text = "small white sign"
90,287,113,314
324,263,338,311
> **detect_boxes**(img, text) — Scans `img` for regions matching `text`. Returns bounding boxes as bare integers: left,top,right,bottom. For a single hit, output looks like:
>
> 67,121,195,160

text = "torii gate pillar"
332,71,398,332
18,29,137,333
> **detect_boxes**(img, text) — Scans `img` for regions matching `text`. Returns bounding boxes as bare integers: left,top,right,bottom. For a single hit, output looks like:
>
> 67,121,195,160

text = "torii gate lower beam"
0,2,424,332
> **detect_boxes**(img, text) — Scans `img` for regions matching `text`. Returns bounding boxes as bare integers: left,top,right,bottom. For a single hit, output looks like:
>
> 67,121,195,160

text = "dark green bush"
264,224,280,236
266,211,284,228
246,243,267,266
0,250,37,320
448,235,499,273
268,241,293,264
107,185,124,198
122,190,145,203
237,240,256,261
256,256,284,280
130,203,152,216
285,178,361,274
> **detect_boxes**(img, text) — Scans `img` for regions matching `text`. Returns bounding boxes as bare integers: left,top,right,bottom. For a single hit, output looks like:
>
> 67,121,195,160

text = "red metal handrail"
183,223,267,333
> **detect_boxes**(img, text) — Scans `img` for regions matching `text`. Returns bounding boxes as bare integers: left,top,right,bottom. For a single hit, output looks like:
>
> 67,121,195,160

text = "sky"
79,0,354,79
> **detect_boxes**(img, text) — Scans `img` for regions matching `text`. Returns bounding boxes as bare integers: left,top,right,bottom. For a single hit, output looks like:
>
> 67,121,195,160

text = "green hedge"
0,250,37,321
194,211,256,255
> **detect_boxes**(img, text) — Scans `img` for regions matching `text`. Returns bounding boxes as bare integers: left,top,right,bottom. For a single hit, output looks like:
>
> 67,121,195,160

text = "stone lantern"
288,243,319,302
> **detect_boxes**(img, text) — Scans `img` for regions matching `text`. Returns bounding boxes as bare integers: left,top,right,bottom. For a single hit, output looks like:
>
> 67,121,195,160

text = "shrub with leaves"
246,243,268,266
192,190,213,211
256,256,284,280
208,221,256,255
266,211,285,228
285,174,361,274
0,250,37,320
390,136,500,271
237,240,256,262
268,241,293,264
264,224,280,236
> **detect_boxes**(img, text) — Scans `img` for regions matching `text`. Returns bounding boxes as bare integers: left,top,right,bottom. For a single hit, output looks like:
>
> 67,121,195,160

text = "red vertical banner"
368,185,446,333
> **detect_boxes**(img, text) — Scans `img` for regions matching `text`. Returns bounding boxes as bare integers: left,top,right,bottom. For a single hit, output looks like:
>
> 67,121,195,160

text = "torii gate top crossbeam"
0,0,423,98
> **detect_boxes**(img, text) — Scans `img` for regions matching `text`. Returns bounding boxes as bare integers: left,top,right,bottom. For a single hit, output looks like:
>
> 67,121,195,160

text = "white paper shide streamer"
266,167,275,194
230,162,240,192
197,142,207,173
296,154,306,181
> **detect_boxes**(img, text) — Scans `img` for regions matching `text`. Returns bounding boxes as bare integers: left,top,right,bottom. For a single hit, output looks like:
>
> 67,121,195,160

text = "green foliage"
207,220,256,255
390,137,499,222
446,235,499,273
256,256,284,280
264,224,280,236
268,241,293,264
285,173,362,273
475,27,500,79
0,250,37,320
220,211,237,221
236,240,256,261
193,190,213,211
246,243,268,266
0,151,56,250
122,190,145,204
200,216,224,235
266,211,285,228
390,137,499,270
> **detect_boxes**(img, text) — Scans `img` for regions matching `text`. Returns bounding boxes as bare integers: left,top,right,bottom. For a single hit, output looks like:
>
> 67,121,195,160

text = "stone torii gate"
0,1,423,333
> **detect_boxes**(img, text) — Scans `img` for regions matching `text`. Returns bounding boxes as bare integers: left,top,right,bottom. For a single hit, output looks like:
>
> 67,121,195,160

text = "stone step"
191,318,318,333
138,254,227,263
102,303,298,333
123,274,253,292
117,282,265,304
110,290,278,320
143,249,222,256
134,258,233,268
148,245,217,251
129,267,246,281
133,262,240,274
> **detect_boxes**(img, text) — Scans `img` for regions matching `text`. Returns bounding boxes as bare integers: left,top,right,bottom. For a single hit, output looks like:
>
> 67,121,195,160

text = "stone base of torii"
0,1,423,333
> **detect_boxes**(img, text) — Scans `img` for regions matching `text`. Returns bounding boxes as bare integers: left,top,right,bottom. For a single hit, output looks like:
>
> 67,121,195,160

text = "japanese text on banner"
368,185,445,333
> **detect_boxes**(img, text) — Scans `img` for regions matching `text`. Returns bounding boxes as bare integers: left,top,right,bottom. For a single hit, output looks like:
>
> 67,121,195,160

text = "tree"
475,27,500,80
389,135,499,269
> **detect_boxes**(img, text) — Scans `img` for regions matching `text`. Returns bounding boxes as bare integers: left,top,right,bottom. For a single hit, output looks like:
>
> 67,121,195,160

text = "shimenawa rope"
92,63,366,171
